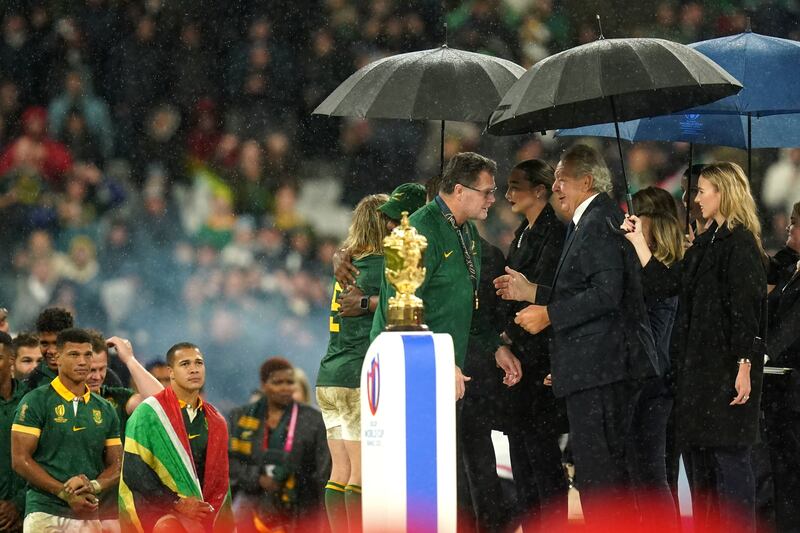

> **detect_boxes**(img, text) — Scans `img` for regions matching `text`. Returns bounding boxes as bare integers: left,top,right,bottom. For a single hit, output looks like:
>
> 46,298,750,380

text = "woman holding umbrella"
621,162,767,531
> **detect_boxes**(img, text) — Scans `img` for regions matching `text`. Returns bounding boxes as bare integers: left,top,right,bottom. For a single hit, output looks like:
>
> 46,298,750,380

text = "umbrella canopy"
557,31,800,229
558,32,800,147
313,46,525,122
487,38,742,136
683,31,800,116
557,112,800,149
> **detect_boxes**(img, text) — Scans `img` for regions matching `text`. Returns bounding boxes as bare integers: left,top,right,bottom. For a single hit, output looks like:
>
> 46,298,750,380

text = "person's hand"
0,500,21,531
684,224,696,250
67,493,98,517
621,215,646,246
63,474,92,496
106,336,134,364
258,474,280,492
174,497,214,521
333,248,358,287
543,374,553,387
337,285,367,317
495,346,522,387
514,305,551,335
494,267,536,302
455,366,471,401
731,363,752,405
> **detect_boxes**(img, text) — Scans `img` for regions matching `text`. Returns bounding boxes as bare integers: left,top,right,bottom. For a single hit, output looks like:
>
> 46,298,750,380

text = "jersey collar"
51,376,91,404
179,397,204,411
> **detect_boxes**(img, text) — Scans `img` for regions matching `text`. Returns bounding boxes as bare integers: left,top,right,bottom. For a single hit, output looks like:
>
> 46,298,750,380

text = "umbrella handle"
607,217,631,236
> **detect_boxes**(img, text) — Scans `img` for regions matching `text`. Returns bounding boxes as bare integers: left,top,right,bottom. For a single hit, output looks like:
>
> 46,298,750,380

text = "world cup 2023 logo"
367,354,380,416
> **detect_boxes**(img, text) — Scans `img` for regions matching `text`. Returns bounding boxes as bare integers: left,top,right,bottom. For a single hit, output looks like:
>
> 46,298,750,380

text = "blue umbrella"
558,113,800,150
558,30,800,228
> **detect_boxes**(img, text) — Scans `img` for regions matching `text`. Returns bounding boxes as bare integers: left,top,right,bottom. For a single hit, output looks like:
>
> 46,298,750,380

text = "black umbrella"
313,44,525,174
487,34,742,214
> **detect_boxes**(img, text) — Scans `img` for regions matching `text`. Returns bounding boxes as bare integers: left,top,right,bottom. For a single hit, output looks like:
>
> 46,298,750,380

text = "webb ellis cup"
384,211,428,330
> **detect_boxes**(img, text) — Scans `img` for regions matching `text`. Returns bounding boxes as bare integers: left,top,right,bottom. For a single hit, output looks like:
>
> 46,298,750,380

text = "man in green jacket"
370,152,499,399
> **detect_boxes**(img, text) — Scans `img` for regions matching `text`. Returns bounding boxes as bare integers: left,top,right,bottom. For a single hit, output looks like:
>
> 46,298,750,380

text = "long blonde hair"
699,162,763,253
342,194,391,260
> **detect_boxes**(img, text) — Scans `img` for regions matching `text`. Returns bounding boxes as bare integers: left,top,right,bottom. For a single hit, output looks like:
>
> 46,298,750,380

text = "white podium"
360,331,457,533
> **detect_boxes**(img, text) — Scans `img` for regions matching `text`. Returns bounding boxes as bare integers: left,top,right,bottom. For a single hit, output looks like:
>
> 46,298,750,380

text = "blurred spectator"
677,1,707,43
273,183,306,232
0,14,38,104
132,104,184,187
0,79,22,141
109,15,167,152
171,20,217,113
196,191,237,250
763,148,800,242
55,234,99,285
48,70,114,159
225,17,296,139
58,108,103,164
264,131,298,184
298,28,348,157
0,106,73,186
186,98,222,164
230,139,271,218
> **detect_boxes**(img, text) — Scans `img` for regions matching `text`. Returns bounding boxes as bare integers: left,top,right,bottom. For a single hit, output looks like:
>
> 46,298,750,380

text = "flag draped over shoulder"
119,387,234,532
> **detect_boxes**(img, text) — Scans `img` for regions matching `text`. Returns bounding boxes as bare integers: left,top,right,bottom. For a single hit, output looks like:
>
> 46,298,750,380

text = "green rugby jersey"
99,385,134,437
97,385,134,519
318,254,384,388
12,377,121,518
180,398,208,488
0,379,28,512
371,200,482,367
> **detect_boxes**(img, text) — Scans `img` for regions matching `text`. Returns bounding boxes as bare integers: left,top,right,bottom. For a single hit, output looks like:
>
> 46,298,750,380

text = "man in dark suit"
509,144,656,523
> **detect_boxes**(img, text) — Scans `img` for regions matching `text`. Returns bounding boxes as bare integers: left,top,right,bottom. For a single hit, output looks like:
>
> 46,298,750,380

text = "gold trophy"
384,211,428,330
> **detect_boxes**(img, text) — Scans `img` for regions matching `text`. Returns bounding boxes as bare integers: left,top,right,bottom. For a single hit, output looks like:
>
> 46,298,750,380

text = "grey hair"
560,144,613,194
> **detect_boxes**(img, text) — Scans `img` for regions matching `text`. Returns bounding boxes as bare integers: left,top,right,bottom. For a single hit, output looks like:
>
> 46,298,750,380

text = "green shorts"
316,387,361,441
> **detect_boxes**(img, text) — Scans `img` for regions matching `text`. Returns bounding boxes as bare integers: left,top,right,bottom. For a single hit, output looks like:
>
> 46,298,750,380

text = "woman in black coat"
493,159,568,529
623,162,767,532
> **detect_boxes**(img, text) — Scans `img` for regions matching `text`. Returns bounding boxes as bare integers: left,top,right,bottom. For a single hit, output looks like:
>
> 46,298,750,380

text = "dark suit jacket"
535,193,657,398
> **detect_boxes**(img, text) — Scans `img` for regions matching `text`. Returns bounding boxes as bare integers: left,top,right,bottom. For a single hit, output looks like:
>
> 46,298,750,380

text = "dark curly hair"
35,307,74,334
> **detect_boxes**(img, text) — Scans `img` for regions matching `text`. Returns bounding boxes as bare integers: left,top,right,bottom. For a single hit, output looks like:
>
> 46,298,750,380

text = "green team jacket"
370,200,486,368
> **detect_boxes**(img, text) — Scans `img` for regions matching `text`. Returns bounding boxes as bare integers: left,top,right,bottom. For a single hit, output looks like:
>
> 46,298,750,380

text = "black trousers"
689,446,755,533
507,430,567,530
564,380,640,523
765,405,800,532
627,376,678,527
458,394,508,533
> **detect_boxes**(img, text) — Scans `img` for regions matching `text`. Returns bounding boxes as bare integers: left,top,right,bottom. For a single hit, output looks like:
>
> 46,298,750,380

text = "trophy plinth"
384,211,428,331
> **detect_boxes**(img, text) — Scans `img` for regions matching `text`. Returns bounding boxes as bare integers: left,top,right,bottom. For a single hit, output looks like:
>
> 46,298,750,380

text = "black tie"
557,221,577,267
565,221,576,242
